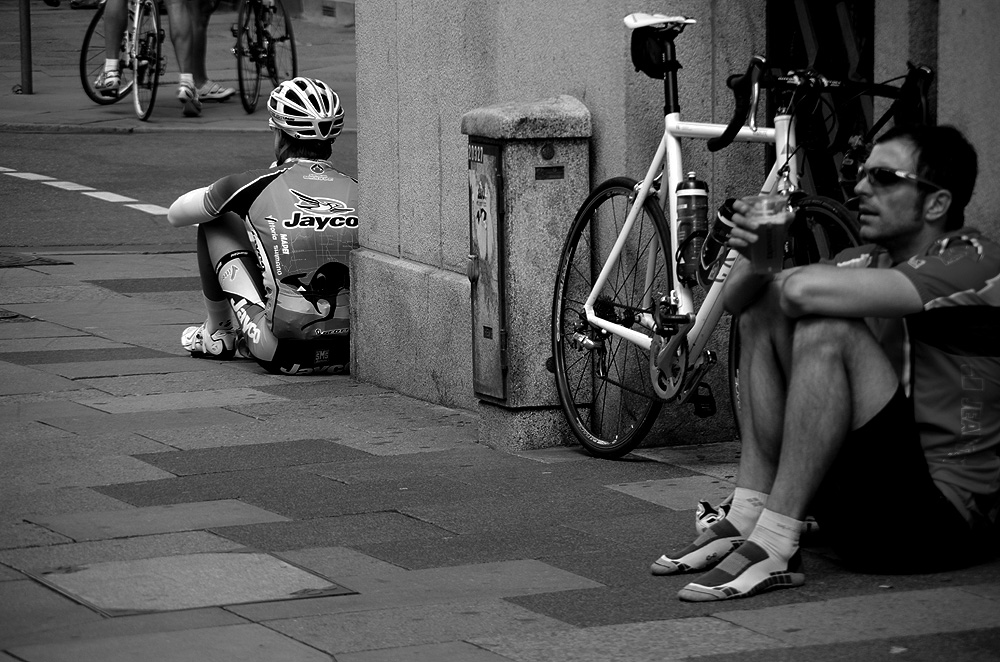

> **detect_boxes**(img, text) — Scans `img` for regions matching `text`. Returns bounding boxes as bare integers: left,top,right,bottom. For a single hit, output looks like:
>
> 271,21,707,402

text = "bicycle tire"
727,194,861,426
552,177,671,459
235,0,262,114
263,0,297,87
79,2,134,105
131,0,162,121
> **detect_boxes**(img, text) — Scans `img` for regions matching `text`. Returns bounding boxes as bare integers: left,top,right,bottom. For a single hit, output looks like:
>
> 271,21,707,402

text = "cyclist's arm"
779,264,923,318
167,187,213,227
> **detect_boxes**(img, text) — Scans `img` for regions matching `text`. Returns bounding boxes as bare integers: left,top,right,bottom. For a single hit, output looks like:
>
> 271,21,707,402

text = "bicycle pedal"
689,382,716,418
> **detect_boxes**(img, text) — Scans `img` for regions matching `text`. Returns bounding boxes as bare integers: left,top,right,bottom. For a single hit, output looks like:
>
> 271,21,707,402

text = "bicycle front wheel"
235,0,262,113
727,194,861,426
80,2,134,105
552,177,671,459
263,0,297,87
132,0,162,121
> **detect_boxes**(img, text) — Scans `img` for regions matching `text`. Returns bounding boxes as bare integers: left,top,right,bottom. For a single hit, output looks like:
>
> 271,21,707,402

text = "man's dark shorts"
811,385,980,574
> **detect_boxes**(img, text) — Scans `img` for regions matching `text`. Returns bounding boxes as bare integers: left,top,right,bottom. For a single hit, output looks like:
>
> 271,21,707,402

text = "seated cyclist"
651,125,999,601
168,77,358,375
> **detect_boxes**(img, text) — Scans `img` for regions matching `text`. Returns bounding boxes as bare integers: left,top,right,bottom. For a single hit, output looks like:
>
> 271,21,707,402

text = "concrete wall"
352,0,1000,448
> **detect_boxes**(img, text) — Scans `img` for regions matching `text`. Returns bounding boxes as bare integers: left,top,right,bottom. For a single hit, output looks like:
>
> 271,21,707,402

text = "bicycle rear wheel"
132,0,162,121
80,2,134,105
263,0,297,87
727,194,861,425
552,177,671,459
234,0,262,113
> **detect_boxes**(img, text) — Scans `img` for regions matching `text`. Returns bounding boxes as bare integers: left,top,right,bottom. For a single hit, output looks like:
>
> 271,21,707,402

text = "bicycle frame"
582,110,799,400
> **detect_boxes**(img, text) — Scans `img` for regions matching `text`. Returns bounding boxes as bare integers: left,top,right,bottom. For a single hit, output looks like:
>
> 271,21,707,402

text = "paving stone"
962,583,1000,600
0,531,245,572
0,399,104,423
0,607,247,651
1,455,174,492
133,439,371,475
73,387,288,414
276,546,409,581
349,525,613,571
0,579,104,644
716,586,1000,646
30,552,350,615
470,617,785,662
1,432,173,468
0,522,73,550
265,598,575,656
77,370,293,397
635,441,741,481
605,475,735,511
0,564,23,581
40,406,253,434
211,512,451,552
1,285,125,305
95,467,353,518
7,623,333,662
0,346,176,366
30,357,216,380
86,277,203,293
0,336,129,353
31,500,290,541
514,446,595,463
337,641,513,662
0,361,81,395
330,424,480,456
253,378,393,400
135,417,365,450
0,486,133,523
0,321,88,340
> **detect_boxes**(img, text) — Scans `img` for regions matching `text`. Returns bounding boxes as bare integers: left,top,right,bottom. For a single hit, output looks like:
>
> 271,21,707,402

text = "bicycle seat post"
657,30,683,118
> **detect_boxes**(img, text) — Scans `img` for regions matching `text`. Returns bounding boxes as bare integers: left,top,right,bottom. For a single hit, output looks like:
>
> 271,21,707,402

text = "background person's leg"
164,0,202,116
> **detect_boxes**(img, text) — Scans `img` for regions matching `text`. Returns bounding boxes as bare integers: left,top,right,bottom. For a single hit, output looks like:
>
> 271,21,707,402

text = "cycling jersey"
204,158,359,345
833,229,1000,529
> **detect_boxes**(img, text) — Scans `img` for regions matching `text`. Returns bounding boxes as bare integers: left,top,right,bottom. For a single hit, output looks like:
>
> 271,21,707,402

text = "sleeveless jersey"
833,229,1000,529
203,158,359,341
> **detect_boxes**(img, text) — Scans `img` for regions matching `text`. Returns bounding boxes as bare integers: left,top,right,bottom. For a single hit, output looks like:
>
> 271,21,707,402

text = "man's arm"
167,186,213,228
779,264,923,319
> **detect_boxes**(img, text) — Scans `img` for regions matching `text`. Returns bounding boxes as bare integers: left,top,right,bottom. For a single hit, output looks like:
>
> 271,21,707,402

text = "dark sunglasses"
858,165,941,190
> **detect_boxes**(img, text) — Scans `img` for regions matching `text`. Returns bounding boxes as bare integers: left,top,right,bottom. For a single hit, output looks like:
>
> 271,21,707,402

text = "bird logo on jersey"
282,189,359,230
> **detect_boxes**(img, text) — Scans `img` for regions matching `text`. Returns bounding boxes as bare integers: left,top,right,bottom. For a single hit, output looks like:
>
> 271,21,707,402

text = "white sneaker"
197,80,235,102
181,323,237,359
177,81,202,117
94,70,121,98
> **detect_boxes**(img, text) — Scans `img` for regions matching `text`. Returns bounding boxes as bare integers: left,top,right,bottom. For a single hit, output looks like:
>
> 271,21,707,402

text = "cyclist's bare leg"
164,0,211,84
103,0,128,60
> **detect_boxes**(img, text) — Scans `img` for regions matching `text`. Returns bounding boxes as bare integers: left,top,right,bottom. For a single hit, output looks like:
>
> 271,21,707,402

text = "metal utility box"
460,95,592,448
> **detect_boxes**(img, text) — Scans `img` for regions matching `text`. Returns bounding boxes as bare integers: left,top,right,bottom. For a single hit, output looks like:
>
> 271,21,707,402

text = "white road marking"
3,167,169,215
126,203,170,215
44,181,97,191
83,191,139,203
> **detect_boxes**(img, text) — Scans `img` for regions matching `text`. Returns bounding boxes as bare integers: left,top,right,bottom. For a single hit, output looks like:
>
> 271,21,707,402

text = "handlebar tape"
708,56,765,152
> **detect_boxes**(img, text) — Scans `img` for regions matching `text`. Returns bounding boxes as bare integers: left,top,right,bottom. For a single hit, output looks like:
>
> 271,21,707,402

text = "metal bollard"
17,0,34,94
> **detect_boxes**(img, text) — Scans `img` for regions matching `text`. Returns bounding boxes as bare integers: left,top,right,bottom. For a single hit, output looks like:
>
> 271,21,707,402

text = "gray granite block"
0,579,104,644
337,641,514,662
134,439,372,476
0,321,88,340
31,500,290,541
0,486,133,523
210,512,452,552
635,441,742,481
31,358,217,380
41,406,253,434
7,623,334,662
2,432,173,468
0,362,81,395
264,599,575,656
0,346,176,366
31,552,350,616
276,546,409,581
0,522,74,550
0,531,245,572
77,370,292,397
716,586,1000,646
605,475,735,510
2,455,174,492
252,378,393,400
471,617,785,662
0,336,129,353
73,387,287,414
0,607,246,651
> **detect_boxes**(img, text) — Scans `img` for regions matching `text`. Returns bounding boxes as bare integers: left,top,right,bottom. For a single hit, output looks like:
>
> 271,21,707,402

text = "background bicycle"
231,0,297,113
550,13,931,460
79,0,165,121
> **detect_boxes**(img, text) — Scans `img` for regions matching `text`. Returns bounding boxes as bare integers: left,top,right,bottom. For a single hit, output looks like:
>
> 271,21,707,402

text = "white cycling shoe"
181,323,238,360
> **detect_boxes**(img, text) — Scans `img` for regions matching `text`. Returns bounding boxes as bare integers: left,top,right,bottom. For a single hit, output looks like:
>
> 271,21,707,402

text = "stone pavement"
3,3,1000,662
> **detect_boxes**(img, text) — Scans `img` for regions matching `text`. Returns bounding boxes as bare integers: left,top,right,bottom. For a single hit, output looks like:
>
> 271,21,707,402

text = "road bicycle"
550,12,933,459
80,0,166,121
231,0,297,113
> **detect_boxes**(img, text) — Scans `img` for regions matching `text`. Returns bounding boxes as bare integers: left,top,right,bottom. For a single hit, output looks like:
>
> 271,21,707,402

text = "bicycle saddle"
623,13,696,30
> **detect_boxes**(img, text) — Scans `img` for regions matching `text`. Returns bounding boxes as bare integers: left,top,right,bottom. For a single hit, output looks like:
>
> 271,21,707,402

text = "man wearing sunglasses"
651,124,999,602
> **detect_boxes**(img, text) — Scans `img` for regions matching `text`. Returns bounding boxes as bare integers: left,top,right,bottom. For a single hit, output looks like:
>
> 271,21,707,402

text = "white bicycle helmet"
267,77,344,141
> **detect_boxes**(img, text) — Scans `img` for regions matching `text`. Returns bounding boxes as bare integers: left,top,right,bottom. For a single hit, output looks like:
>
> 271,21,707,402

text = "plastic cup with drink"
742,194,791,274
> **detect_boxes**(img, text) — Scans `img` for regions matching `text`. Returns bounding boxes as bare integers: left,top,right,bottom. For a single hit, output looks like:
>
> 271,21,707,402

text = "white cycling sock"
726,487,768,536
104,59,119,74
747,508,802,561
179,72,194,87
204,296,236,334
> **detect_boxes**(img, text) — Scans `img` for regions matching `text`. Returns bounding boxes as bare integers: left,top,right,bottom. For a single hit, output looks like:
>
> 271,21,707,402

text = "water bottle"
698,197,737,286
676,172,708,284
